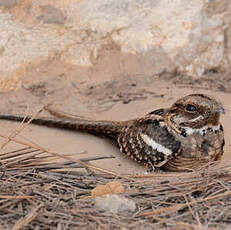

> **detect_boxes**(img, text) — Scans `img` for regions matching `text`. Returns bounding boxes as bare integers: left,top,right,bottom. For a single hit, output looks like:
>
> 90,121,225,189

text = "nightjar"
0,94,225,171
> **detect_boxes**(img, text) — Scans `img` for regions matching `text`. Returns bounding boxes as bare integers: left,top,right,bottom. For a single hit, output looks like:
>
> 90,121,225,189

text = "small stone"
94,194,136,214
37,5,66,25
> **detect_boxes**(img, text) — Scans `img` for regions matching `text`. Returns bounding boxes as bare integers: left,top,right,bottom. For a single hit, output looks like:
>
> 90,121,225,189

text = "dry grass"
0,117,231,229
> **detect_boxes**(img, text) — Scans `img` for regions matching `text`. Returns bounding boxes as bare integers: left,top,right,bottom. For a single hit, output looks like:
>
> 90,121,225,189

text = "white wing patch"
140,133,172,156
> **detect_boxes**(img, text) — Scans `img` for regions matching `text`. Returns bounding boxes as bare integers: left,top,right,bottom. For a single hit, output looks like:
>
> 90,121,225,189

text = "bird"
0,94,225,172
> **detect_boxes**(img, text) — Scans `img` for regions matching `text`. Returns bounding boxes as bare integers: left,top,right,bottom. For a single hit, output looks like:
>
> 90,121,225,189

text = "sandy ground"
0,59,230,175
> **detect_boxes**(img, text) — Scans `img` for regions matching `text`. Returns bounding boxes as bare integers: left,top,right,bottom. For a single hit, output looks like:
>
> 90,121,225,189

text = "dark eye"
185,104,198,112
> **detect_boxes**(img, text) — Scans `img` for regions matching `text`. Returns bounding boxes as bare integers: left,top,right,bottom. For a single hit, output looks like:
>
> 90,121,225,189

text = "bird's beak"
214,107,225,114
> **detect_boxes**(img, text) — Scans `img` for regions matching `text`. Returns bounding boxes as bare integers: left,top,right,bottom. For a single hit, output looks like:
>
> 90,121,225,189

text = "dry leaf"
91,181,125,198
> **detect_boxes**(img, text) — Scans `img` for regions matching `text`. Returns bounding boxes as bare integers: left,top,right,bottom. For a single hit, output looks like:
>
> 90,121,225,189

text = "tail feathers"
0,114,126,137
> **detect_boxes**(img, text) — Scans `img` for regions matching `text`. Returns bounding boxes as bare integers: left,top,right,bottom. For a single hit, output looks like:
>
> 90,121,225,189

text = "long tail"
0,114,128,138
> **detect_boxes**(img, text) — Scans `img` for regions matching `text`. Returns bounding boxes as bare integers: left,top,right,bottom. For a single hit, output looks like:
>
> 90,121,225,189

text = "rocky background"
0,0,231,91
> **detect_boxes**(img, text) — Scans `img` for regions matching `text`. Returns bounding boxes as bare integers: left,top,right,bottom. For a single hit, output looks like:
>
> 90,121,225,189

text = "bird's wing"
118,114,182,169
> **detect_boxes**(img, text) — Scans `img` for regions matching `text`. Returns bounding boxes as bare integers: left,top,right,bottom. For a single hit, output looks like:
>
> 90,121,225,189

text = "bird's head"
166,94,225,130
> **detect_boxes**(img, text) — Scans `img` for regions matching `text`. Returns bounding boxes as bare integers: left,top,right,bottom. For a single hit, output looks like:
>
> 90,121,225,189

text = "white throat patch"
184,125,221,136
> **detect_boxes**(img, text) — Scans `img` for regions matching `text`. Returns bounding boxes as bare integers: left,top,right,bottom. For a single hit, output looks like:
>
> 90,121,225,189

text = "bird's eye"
185,104,198,112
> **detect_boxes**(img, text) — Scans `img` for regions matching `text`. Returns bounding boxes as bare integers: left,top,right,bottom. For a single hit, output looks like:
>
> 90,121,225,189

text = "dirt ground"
1,58,231,229
0,59,231,175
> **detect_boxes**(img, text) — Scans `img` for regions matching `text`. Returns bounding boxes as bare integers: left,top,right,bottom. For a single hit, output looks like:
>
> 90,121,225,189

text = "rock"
94,194,136,214
0,0,231,91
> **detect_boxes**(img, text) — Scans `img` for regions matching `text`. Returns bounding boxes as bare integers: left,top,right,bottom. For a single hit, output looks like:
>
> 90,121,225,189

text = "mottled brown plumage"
0,94,225,171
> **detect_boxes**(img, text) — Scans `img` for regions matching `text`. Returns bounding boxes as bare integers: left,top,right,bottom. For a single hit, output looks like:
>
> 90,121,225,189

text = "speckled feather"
118,114,182,169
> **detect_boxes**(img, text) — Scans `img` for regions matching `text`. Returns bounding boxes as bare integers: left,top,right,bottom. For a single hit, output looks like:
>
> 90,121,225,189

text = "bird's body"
0,94,225,171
